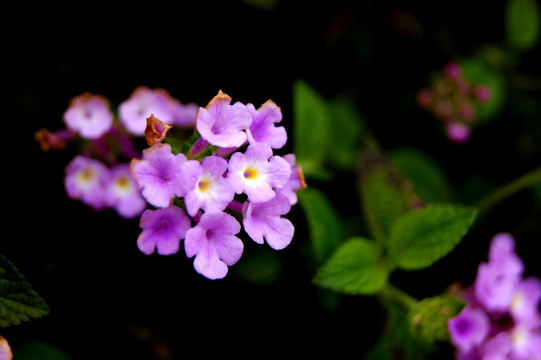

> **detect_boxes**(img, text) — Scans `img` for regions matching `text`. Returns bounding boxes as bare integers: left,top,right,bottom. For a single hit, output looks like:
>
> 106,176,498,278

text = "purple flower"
65,155,110,210
510,277,541,325
475,233,524,312
246,100,287,149
130,143,187,208
137,205,192,255
118,86,177,136
179,156,235,217
196,90,252,148
242,190,294,250
448,305,489,353
184,212,243,279
279,154,307,205
172,100,198,127
106,164,146,219
63,93,114,139
227,143,291,203
445,121,471,144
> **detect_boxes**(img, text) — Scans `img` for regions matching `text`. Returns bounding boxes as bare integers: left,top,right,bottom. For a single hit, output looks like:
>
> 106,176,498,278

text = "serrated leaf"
506,0,540,51
390,147,451,202
360,139,412,243
313,237,388,295
293,79,332,177
0,255,50,327
388,204,477,270
298,188,344,265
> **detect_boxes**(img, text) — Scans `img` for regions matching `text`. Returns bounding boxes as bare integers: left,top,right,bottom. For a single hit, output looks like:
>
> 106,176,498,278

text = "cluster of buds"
447,233,541,359
35,87,198,218
417,62,491,144
132,91,306,279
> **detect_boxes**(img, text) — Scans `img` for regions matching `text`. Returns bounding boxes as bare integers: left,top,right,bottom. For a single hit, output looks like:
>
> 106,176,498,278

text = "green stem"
379,283,419,310
475,166,541,216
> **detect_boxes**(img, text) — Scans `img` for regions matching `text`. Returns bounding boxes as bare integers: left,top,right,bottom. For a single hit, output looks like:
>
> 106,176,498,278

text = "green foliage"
0,255,50,327
298,188,344,265
359,139,411,243
313,237,388,295
162,137,184,155
387,204,477,270
506,0,540,51
293,79,332,177
408,295,465,344
14,340,71,360
390,147,451,203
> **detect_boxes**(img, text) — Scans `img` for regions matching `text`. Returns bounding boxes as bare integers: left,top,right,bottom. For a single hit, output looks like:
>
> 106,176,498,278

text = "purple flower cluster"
447,233,541,359
417,62,491,144
36,87,198,219
131,90,306,279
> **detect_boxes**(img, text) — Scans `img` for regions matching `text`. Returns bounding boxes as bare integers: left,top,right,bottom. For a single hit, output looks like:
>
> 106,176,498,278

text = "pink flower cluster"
131,90,306,279
36,87,198,219
447,233,541,359
417,62,491,144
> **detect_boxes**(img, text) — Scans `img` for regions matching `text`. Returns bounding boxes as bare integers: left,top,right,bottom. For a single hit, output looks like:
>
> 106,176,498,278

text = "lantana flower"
184,212,243,280
195,90,252,148
179,156,235,217
65,155,110,210
242,190,294,250
245,100,287,149
106,164,146,219
228,143,291,203
63,93,114,139
138,205,192,255
131,143,187,208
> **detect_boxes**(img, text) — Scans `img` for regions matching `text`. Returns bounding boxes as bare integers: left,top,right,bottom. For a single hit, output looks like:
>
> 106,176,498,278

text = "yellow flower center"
79,167,95,182
198,179,209,191
244,168,258,180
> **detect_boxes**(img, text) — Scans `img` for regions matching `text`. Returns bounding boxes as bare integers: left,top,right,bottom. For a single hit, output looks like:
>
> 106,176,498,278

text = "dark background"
3,1,540,358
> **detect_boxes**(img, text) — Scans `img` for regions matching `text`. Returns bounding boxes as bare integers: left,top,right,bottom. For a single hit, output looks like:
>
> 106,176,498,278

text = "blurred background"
3,0,540,358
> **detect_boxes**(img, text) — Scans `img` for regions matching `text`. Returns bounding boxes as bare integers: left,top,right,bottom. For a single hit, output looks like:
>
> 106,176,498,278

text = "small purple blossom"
172,100,198,127
448,306,489,353
131,143,187,208
179,156,235,217
106,164,146,219
65,155,110,210
445,122,471,144
196,90,252,148
118,86,178,136
63,93,114,139
246,100,287,149
242,190,294,250
228,143,291,203
184,212,243,280
137,205,192,255
280,154,307,206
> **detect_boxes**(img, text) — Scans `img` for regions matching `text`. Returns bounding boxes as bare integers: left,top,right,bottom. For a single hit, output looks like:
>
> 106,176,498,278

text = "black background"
3,1,541,358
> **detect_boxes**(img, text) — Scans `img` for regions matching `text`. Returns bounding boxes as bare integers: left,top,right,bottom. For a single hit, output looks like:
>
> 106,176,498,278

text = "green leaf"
327,97,365,170
14,340,71,360
506,0,540,51
408,295,465,344
388,204,477,270
0,255,50,327
359,139,412,243
313,237,388,295
162,137,185,155
298,188,344,265
293,79,332,177
390,147,451,203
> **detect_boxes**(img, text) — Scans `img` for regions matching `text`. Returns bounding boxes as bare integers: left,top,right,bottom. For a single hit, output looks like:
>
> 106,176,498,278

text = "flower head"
63,93,113,139
184,212,243,280
242,190,294,250
246,100,287,149
196,90,252,148
138,205,192,255
448,305,489,353
65,155,110,210
130,143,187,208
227,143,291,203
119,86,178,136
106,164,146,219
179,156,235,217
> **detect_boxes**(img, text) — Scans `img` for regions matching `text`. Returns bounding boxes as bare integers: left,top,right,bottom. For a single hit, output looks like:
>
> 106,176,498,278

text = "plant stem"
475,166,541,216
380,283,419,310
